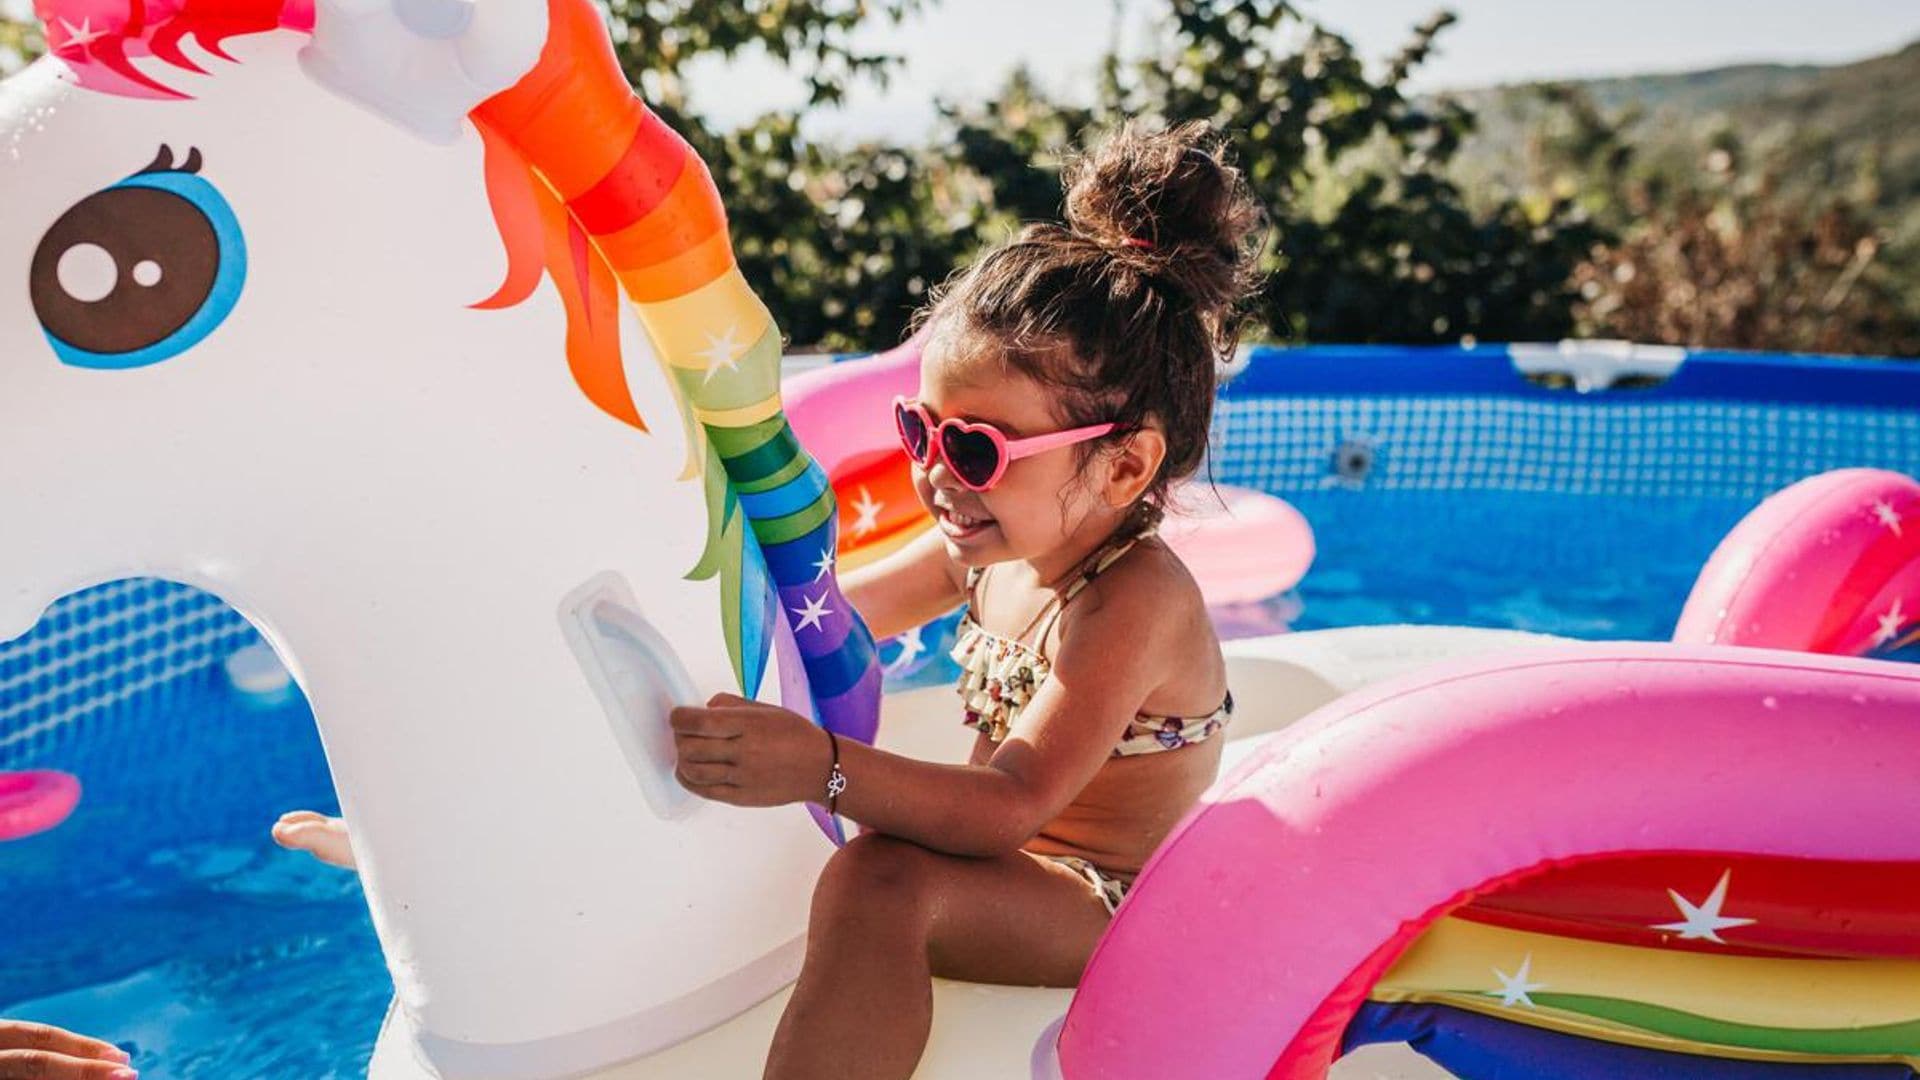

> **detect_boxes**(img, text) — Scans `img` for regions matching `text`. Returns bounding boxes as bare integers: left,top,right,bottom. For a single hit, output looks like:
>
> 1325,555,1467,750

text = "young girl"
670,120,1265,1080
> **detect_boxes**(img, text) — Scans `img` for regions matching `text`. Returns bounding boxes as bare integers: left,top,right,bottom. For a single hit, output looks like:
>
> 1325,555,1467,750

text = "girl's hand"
670,693,833,808
0,1019,136,1079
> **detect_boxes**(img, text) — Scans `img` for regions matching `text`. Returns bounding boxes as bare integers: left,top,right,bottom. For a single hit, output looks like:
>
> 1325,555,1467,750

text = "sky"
681,0,1920,140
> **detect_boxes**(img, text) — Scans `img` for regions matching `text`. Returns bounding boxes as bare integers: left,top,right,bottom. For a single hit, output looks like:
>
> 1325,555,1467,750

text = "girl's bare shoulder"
1052,535,1214,661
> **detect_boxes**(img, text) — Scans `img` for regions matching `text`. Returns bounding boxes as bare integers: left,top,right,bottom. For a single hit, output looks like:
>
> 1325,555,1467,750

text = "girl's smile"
934,500,997,543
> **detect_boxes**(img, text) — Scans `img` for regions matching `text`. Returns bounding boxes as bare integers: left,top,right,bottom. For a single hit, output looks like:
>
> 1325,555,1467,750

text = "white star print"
886,627,926,673
697,325,744,384
56,16,106,51
1654,869,1756,943
1873,597,1908,648
791,591,833,634
848,485,883,538
1870,499,1903,537
810,545,836,583
1490,954,1545,1008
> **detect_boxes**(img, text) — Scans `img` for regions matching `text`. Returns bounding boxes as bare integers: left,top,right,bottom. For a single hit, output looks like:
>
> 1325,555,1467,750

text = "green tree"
936,2,1608,346
0,7,43,71
1516,84,1920,355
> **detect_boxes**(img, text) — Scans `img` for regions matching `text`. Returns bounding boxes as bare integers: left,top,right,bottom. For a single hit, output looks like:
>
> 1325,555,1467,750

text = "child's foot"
271,810,357,869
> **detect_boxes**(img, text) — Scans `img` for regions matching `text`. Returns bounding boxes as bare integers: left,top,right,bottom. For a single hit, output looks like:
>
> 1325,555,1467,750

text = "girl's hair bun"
913,121,1269,532
1061,120,1265,330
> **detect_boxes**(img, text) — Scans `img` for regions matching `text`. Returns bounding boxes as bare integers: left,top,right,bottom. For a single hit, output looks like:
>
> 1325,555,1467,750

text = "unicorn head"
1,0,874,1073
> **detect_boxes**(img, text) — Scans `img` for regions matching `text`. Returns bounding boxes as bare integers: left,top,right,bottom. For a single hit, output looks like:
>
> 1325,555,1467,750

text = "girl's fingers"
0,1021,130,1066
704,691,754,707
0,1048,138,1079
668,706,739,737
673,766,744,805
675,762,734,787
674,736,737,765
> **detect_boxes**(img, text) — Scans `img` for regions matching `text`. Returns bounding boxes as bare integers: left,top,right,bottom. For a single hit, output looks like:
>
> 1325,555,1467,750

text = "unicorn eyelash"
135,145,205,177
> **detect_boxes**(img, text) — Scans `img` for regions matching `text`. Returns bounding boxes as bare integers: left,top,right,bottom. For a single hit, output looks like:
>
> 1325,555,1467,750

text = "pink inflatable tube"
1159,488,1314,605
784,332,926,479
0,769,81,841
1056,645,1920,1078
1676,468,1920,654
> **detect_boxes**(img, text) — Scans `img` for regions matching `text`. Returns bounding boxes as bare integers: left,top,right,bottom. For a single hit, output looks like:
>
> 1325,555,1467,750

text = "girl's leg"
764,835,1112,1080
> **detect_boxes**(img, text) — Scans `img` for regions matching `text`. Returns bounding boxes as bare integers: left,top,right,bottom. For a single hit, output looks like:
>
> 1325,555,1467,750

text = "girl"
670,120,1265,1080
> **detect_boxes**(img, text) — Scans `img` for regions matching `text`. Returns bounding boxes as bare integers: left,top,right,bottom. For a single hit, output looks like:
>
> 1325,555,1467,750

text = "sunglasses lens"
939,425,1002,489
895,402,929,462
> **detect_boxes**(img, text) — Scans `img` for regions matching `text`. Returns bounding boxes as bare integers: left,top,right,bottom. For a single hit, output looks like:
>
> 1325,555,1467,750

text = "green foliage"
0,7,42,71
1450,43,1920,355
1517,84,1920,356
602,0,922,111
936,2,1607,347
703,114,977,347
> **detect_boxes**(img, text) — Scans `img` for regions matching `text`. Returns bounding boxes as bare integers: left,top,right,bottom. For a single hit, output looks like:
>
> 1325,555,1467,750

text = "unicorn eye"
29,146,246,369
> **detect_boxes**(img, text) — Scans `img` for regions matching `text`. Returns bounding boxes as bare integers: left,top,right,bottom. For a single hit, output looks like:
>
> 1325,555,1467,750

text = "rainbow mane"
33,0,314,98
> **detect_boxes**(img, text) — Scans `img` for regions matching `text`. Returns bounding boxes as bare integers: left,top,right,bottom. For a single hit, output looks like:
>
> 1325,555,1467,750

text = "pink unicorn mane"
33,0,314,98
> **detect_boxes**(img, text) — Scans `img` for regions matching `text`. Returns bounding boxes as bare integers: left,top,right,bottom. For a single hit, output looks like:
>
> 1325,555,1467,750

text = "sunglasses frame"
892,396,1120,492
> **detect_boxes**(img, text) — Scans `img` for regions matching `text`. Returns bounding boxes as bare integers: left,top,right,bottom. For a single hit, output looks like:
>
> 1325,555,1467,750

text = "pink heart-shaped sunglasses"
893,396,1119,492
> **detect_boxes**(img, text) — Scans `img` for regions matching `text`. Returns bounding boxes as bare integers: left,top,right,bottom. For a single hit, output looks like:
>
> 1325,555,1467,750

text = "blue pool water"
0,679,383,1078
3,345,1917,1078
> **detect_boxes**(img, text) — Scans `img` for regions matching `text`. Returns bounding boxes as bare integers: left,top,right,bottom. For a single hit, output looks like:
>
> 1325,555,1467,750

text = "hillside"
1447,40,1920,245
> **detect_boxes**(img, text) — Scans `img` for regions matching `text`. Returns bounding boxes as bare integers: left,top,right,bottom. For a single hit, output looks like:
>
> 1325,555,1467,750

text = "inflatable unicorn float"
1,0,1916,1076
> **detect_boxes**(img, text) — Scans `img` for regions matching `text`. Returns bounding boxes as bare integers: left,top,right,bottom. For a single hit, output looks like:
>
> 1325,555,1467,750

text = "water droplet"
1761,696,1778,709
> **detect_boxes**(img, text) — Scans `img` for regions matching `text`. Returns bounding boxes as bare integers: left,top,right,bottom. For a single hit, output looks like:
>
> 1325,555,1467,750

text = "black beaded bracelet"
824,728,847,816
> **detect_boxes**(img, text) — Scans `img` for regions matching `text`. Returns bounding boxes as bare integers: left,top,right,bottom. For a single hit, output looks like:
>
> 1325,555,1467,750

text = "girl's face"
909,334,1149,570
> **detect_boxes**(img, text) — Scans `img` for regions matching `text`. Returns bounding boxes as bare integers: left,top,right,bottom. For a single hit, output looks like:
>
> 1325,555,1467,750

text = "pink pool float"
1676,468,1920,654
1161,484,1315,605
0,769,81,841
1056,644,1920,1079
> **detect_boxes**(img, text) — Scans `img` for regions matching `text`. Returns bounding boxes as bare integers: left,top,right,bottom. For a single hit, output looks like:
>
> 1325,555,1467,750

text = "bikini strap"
1060,531,1146,603
1034,529,1151,658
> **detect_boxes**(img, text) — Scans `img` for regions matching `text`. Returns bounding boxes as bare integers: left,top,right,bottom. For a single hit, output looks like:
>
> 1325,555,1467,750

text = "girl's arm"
839,527,967,641
671,574,1174,856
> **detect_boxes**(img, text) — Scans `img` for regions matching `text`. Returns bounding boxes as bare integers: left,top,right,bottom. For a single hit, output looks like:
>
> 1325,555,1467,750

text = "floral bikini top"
951,529,1233,757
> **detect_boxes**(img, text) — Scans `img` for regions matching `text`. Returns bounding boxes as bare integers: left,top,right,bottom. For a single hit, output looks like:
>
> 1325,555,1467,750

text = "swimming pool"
3,344,1916,1078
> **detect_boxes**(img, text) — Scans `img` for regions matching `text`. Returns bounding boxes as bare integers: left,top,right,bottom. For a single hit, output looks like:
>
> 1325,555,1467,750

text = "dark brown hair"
917,120,1266,529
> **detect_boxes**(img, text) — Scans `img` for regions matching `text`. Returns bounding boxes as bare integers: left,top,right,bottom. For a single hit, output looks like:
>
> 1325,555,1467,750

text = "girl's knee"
813,834,936,914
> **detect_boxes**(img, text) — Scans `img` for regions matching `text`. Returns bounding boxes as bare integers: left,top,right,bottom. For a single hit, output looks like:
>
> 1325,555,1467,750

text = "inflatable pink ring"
1059,644,1920,1078
1160,485,1315,604
1676,468,1920,655
0,769,81,841
785,332,927,481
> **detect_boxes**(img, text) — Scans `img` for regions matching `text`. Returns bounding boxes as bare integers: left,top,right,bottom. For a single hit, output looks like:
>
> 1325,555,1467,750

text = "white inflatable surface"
361,625,1556,1078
